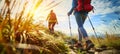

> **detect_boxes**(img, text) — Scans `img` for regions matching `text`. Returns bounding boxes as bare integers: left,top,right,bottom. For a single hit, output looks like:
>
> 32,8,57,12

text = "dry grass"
0,16,70,54
0,0,70,54
90,33,120,50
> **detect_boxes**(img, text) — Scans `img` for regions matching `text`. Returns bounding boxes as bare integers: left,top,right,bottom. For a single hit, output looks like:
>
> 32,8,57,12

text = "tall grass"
0,0,70,54
90,33,120,50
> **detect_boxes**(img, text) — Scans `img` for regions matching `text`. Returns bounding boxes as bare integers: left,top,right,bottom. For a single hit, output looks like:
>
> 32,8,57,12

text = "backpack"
49,12,56,20
76,0,93,12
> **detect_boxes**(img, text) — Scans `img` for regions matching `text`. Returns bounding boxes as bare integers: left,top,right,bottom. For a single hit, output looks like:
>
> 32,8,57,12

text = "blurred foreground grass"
0,19,70,54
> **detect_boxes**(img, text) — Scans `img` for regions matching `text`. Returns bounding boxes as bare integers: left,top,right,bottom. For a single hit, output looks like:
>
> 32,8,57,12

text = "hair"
50,10,53,13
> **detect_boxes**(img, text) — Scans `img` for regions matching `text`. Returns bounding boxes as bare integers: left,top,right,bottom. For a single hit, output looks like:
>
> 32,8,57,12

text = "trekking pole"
88,16,100,44
68,16,72,36
68,16,75,47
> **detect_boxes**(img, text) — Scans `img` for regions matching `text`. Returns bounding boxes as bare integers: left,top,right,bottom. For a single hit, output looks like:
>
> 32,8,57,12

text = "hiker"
46,10,58,33
68,0,94,51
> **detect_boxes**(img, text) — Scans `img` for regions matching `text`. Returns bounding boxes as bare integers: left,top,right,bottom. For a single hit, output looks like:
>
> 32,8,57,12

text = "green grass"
90,33,120,50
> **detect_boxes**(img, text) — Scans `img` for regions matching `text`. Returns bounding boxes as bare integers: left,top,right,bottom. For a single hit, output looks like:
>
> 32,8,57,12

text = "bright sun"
0,0,62,24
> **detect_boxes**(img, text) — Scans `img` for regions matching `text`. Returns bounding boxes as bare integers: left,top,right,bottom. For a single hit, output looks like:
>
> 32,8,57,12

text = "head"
50,10,53,13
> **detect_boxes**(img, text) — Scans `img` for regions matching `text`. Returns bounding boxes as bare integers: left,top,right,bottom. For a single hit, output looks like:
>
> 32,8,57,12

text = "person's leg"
48,22,52,32
80,12,90,40
74,12,84,50
74,12,94,50
51,22,56,33
74,12,88,41
80,12,94,50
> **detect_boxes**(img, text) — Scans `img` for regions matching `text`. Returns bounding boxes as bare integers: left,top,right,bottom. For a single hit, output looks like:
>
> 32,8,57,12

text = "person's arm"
68,7,74,16
68,0,77,16
56,20,58,24
56,18,58,24
46,13,50,21
55,13,58,24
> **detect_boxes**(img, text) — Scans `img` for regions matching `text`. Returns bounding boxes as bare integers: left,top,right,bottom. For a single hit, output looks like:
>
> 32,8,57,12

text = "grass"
0,18,70,54
90,33,120,50
0,0,120,54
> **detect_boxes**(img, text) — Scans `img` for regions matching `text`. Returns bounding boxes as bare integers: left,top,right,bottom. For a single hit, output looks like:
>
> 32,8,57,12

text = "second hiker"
46,10,58,33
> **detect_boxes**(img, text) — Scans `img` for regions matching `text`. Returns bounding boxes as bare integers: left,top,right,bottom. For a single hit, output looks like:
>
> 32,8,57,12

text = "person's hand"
56,22,58,24
67,12,71,16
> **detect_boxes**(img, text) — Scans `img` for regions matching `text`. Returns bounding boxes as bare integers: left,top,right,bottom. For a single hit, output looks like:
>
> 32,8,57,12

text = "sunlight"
31,0,64,24
23,0,45,23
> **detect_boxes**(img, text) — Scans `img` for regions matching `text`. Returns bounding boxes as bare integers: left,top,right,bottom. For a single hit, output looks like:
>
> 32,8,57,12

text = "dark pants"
74,11,88,41
48,22,56,33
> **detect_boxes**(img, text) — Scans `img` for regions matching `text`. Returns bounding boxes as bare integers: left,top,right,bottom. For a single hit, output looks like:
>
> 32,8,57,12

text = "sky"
0,0,120,36
41,0,120,36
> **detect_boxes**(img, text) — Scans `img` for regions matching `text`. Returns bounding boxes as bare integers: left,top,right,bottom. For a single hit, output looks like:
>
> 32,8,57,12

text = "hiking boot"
85,40,94,51
49,29,54,34
74,42,83,51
